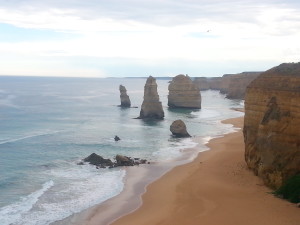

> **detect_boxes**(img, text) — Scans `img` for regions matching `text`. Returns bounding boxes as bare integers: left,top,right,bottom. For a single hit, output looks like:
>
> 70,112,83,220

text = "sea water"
0,76,243,225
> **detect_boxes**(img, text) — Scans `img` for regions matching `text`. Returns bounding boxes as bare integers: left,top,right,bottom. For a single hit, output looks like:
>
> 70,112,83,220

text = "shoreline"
109,116,300,225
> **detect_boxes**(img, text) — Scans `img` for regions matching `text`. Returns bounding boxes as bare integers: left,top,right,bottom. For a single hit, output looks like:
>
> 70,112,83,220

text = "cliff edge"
243,62,300,189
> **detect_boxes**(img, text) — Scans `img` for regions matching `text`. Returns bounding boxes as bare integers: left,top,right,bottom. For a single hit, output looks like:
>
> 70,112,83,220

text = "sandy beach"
109,116,300,225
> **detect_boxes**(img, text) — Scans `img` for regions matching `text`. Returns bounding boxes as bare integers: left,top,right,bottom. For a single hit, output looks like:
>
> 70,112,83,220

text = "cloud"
0,0,299,77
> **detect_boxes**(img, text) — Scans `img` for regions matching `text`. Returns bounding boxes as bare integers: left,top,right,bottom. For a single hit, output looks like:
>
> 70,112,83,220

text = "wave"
152,138,198,161
0,180,54,225
0,130,64,145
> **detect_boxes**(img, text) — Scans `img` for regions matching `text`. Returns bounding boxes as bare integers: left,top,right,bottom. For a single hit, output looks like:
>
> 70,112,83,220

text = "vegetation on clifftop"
274,174,300,203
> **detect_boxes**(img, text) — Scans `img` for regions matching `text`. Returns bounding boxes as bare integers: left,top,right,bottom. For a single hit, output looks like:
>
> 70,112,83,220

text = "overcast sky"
0,0,299,77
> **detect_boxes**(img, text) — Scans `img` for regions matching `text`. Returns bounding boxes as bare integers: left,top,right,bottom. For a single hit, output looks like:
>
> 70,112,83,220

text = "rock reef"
243,63,300,189
168,75,201,109
81,153,148,168
119,85,131,107
139,76,164,119
170,120,191,137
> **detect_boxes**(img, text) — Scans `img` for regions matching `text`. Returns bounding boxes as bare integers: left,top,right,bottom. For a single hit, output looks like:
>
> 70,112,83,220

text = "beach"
108,116,300,225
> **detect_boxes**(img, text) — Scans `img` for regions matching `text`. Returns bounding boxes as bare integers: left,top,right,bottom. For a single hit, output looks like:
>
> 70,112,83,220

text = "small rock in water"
114,135,121,141
80,153,148,169
83,153,113,168
170,119,191,137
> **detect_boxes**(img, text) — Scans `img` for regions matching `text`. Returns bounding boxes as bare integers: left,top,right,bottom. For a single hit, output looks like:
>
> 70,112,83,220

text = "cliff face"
193,72,260,99
119,85,131,107
193,77,210,91
139,76,164,119
243,63,300,189
168,75,201,109
226,72,261,99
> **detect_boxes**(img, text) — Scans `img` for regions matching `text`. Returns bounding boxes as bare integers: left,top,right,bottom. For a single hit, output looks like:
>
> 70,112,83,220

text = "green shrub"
274,174,300,203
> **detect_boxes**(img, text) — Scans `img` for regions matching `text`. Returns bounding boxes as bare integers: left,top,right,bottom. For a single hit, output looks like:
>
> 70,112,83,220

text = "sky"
0,0,300,77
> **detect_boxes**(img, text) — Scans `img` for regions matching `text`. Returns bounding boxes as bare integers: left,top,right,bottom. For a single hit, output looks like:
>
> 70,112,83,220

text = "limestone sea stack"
170,120,191,137
139,76,164,119
119,85,131,107
168,74,201,109
243,62,300,189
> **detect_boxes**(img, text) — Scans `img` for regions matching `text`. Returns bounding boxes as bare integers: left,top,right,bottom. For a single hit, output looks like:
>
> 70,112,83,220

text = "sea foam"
0,180,54,225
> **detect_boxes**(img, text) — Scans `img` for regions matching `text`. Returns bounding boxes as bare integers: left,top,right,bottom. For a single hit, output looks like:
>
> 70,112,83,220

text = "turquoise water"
0,76,243,225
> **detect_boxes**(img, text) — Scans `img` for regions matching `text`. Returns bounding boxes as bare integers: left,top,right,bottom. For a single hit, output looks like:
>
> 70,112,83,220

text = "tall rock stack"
168,74,201,109
139,76,164,119
243,63,300,189
119,85,131,107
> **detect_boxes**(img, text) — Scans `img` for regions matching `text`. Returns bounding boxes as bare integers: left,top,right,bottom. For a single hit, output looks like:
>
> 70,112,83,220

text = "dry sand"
111,117,300,225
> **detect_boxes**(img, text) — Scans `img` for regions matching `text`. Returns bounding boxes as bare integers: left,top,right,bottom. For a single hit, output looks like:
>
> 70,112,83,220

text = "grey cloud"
1,0,300,28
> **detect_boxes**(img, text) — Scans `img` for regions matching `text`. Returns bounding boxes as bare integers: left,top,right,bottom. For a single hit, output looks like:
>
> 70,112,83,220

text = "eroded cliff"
168,75,201,109
243,63,300,189
139,76,164,119
119,85,131,107
193,72,260,99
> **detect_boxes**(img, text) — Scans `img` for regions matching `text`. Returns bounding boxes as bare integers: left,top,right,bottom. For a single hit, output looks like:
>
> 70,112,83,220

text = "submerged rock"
119,85,131,107
83,153,113,168
168,74,201,109
139,76,164,119
170,120,191,137
243,62,300,189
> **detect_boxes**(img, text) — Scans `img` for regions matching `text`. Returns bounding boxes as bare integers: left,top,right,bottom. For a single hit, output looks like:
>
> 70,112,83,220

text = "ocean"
0,76,243,225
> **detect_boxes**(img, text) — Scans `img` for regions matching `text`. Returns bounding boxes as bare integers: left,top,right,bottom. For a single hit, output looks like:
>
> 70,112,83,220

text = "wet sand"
110,117,300,225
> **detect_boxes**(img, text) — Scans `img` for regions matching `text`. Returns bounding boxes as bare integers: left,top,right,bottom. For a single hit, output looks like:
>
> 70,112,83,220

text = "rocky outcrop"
115,154,135,166
139,76,164,119
83,153,114,168
119,85,131,107
81,153,148,168
170,120,191,137
243,62,300,189
168,75,201,109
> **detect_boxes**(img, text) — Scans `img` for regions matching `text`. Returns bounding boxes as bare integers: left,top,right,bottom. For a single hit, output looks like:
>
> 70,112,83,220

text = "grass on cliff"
274,174,300,203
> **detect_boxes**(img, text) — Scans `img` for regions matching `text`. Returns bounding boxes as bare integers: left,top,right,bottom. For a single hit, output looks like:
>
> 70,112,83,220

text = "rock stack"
170,120,191,137
168,74,201,109
119,85,131,107
139,76,164,119
243,62,300,189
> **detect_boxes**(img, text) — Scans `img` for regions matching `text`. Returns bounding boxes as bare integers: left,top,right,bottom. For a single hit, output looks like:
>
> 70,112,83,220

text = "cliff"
119,85,131,107
168,75,201,109
139,76,164,119
243,62,300,189
193,72,260,99
226,72,261,99
193,77,222,91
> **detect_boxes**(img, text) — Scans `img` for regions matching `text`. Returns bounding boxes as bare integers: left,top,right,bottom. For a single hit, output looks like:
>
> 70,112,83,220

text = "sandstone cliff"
139,76,164,119
193,72,260,99
168,75,201,109
226,72,261,99
119,85,131,107
193,77,222,91
243,63,300,189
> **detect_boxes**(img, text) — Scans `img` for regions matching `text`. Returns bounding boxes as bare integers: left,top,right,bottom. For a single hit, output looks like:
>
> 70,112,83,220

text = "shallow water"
0,76,243,225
